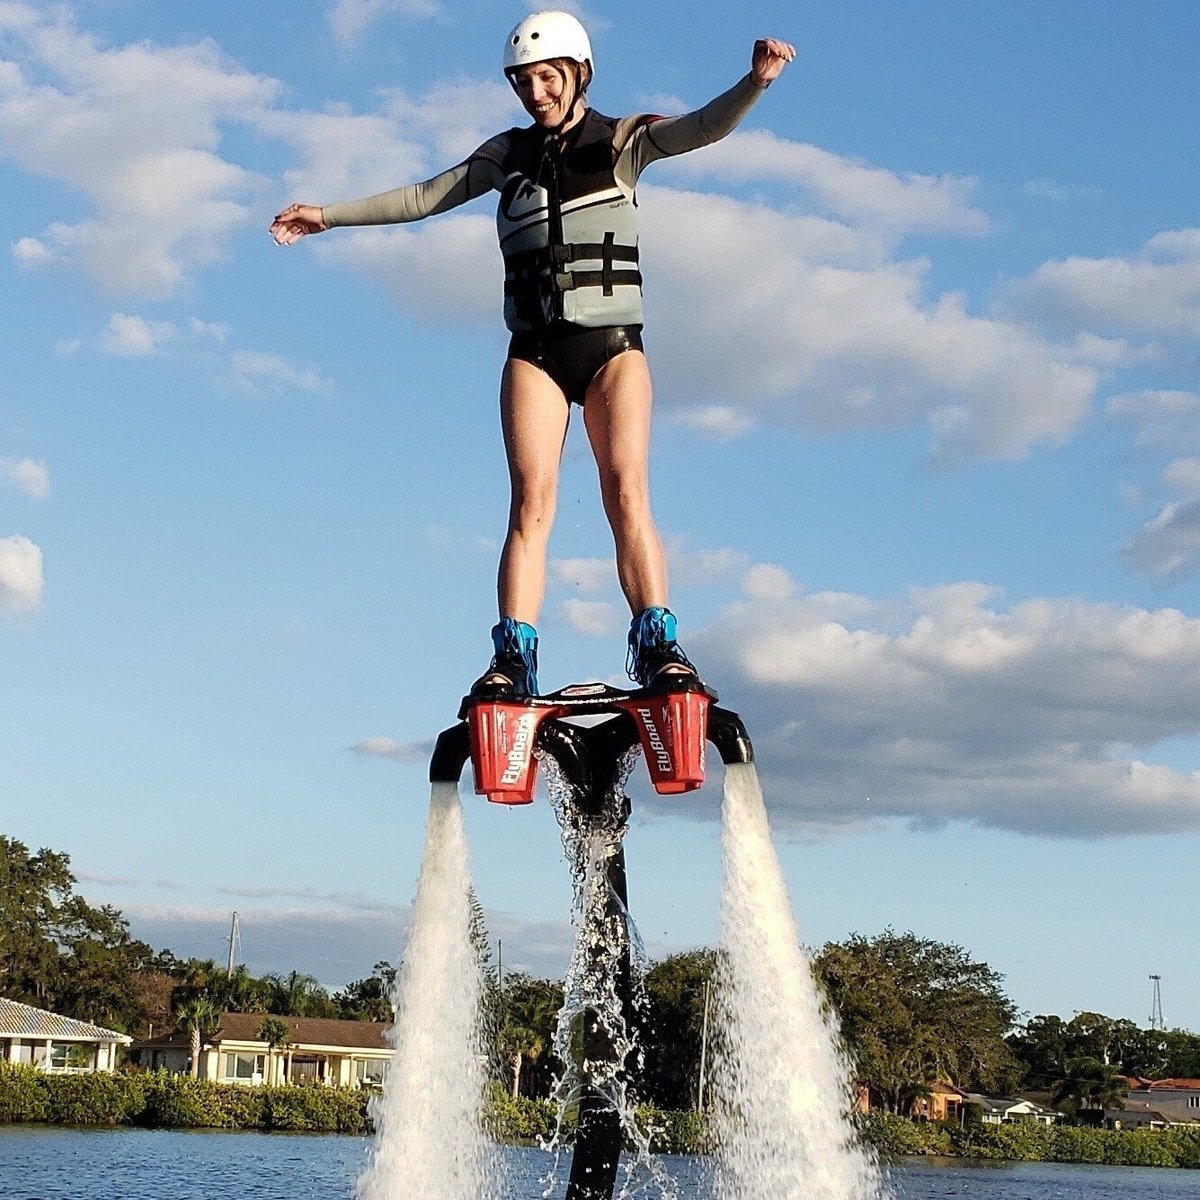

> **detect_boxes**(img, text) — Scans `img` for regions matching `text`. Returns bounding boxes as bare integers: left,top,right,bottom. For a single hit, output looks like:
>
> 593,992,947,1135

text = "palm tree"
175,997,220,1078
498,975,562,1099
1052,1056,1128,1124
265,970,333,1017
257,1016,292,1086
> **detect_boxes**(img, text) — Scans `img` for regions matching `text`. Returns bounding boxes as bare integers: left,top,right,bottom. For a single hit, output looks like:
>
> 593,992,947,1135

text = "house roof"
213,1013,391,1050
1136,1078,1200,1091
928,1081,966,1098
0,997,132,1044
964,1093,1056,1116
1120,1097,1200,1124
133,1012,392,1052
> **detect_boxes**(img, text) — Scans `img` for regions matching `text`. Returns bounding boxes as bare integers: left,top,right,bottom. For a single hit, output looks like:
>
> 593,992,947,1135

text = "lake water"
0,1126,1196,1199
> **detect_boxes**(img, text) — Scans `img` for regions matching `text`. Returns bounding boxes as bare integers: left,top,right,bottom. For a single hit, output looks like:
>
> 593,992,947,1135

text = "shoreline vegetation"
3,1067,1200,1169
8,836,1200,1171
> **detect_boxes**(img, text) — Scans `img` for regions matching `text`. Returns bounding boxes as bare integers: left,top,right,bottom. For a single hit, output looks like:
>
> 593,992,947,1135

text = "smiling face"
511,60,581,129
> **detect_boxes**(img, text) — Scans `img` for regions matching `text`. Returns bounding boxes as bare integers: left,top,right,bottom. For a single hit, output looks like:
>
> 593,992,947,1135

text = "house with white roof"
0,997,131,1073
964,1093,1060,1125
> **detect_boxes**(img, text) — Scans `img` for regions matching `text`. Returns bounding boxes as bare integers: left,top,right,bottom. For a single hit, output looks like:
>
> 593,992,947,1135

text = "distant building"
0,997,131,1073
1112,1078,1200,1129
964,1093,1060,1125
129,1012,393,1087
912,1081,967,1123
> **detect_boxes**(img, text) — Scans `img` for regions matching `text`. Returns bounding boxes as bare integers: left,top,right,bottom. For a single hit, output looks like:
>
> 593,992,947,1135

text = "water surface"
0,1127,1193,1199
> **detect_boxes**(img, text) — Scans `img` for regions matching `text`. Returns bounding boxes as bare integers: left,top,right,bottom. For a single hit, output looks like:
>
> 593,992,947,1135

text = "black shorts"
507,324,644,406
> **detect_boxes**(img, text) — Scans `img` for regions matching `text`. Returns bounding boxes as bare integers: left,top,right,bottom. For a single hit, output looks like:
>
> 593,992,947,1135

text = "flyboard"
431,677,753,1200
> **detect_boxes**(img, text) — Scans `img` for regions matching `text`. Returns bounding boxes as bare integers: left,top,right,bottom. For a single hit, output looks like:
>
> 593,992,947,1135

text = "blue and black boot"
626,606,697,688
472,617,539,699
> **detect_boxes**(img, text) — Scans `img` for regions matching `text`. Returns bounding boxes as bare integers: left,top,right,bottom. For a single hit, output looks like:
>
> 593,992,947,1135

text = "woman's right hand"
270,204,327,245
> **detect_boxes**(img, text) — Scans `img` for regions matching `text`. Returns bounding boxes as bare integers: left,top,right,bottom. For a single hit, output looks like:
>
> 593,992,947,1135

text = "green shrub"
1049,1123,1109,1164
955,1120,1056,1162
484,1086,557,1144
634,1105,708,1154
859,1111,946,1157
1168,1128,1200,1169
0,1063,49,1123
216,1083,268,1129
39,1071,146,1126
262,1085,368,1132
139,1072,231,1128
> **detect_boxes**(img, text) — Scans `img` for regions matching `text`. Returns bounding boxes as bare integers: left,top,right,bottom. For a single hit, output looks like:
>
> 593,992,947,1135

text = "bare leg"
497,358,571,624
582,350,669,614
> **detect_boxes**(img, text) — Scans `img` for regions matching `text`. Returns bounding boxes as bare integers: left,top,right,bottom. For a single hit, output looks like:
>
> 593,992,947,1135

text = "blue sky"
3,0,1200,1033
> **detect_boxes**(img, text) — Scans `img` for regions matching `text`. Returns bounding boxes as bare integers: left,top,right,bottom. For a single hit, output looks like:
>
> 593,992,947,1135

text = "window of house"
355,1058,386,1086
222,1052,265,1080
1189,1096,1199,1108
50,1043,94,1070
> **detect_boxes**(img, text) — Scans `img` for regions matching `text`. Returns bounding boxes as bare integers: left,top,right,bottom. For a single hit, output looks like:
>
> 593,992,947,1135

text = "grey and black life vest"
496,110,643,332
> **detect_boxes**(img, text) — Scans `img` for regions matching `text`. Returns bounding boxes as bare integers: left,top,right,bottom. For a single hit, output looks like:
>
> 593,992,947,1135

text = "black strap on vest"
506,233,641,296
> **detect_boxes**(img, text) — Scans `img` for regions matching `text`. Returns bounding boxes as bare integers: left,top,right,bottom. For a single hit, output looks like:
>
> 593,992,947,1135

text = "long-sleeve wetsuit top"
321,73,765,332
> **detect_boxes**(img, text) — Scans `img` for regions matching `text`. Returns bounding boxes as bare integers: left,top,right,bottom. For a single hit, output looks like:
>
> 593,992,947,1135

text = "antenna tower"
1149,974,1164,1032
226,911,241,977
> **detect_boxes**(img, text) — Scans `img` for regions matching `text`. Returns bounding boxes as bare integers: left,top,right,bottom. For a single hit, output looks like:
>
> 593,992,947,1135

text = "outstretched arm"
617,38,795,178
270,140,507,245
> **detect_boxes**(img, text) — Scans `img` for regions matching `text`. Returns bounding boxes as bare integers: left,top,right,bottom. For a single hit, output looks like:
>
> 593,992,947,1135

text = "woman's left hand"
751,37,796,86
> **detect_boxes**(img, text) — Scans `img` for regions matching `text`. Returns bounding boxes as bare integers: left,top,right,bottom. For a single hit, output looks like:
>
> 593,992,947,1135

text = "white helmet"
503,11,593,83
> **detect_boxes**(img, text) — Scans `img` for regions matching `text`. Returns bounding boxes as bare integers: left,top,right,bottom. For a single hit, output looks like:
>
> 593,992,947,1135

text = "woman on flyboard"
271,13,794,699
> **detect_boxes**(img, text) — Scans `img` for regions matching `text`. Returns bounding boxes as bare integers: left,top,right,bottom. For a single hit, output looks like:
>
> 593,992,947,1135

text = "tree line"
4,834,1198,1115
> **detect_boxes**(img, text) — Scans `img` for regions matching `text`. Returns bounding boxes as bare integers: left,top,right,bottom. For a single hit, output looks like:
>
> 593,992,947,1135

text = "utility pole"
497,938,504,1016
226,911,240,977
1149,974,1164,1032
697,978,712,1113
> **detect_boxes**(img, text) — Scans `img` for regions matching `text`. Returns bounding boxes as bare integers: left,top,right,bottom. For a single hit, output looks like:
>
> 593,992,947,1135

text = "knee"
599,472,651,529
510,474,558,534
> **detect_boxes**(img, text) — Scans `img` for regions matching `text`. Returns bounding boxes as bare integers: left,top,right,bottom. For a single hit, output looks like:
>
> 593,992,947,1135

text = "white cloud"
551,556,614,594
54,337,81,356
261,108,429,206
122,898,576,983
261,81,519,211
351,736,433,762
318,216,500,326
0,457,49,499
659,128,990,237
1107,389,1200,451
1124,500,1200,580
559,599,620,636
639,185,1100,464
0,534,43,611
1122,456,1200,579
1164,458,1200,495
689,572,1200,838
101,313,176,357
742,563,797,603
189,317,229,342
665,540,752,587
674,404,755,438
0,5,277,296
380,81,522,167
327,0,438,49
230,350,328,394
12,234,57,267
1008,229,1200,340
